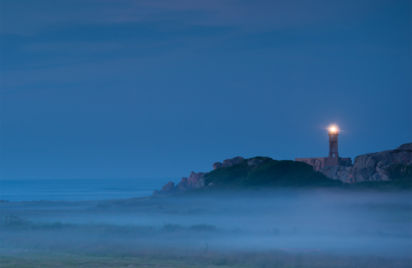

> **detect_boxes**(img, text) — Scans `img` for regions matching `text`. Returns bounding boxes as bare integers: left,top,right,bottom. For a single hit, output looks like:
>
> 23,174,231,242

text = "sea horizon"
0,177,176,202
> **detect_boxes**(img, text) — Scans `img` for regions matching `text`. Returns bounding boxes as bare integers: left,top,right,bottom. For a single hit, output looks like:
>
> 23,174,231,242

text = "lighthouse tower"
295,123,352,172
327,124,339,165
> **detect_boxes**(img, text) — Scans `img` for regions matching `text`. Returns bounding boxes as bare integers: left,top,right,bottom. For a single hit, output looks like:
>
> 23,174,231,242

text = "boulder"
213,162,223,169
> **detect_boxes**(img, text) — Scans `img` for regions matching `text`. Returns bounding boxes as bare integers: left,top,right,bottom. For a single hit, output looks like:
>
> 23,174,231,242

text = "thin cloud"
0,0,388,35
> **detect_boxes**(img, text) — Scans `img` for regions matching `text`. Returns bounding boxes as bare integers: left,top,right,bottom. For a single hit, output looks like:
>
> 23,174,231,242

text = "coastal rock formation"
155,143,412,195
310,143,412,183
213,156,244,170
157,156,250,195
160,181,176,192
157,157,248,195
155,156,337,195
350,143,412,182
295,157,352,172
154,171,205,195
320,166,354,183
177,172,205,191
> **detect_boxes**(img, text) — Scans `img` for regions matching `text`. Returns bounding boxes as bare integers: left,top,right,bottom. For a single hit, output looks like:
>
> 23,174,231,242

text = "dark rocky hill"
155,143,412,195
155,156,340,195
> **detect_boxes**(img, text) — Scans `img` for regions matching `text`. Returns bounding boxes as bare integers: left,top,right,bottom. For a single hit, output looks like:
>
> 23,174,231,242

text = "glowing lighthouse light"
327,124,340,160
328,124,339,134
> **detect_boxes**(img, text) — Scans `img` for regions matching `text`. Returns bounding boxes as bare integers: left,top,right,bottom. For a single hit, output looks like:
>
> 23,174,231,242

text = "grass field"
0,250,411,268
1,190,411,268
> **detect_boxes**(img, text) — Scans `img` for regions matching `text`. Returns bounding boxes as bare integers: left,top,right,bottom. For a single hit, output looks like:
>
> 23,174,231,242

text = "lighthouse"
295,123,351,169
327,124,340,166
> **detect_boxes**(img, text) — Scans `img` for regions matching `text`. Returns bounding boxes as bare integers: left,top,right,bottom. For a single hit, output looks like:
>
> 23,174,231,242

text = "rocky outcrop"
311,143,412,183
157,156,247,195
159,181,176,193
213,156,244,170
296,143,412,183
350,143,412,182
177,172,205,191
155,143,412,195
296,157,352,173
154,171,205,195
320,166,354,183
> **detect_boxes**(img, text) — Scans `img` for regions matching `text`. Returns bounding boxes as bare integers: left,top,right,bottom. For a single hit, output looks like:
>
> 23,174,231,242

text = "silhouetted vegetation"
204,157,340,188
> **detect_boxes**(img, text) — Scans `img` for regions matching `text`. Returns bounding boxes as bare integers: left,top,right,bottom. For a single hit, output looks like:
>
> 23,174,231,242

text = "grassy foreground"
0,250,410,268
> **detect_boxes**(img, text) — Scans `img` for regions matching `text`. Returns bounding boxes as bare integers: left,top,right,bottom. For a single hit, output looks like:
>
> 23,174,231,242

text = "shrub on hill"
204,157,341,188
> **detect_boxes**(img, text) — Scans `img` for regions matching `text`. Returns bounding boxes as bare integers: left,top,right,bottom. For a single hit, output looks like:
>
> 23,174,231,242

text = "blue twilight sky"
0,0,411,180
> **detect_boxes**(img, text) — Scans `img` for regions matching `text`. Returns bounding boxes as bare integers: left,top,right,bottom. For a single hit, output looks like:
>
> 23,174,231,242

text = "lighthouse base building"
295,156,352,172
295,125,354,183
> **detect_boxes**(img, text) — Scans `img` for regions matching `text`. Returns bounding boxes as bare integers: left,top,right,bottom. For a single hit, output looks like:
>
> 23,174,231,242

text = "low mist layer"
0,189,411,267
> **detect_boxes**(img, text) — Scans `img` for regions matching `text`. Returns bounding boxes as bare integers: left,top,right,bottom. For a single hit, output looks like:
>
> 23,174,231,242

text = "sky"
0,0,411,180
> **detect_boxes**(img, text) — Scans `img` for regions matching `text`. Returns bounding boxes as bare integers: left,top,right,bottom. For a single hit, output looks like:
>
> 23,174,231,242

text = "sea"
0,178,175,202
